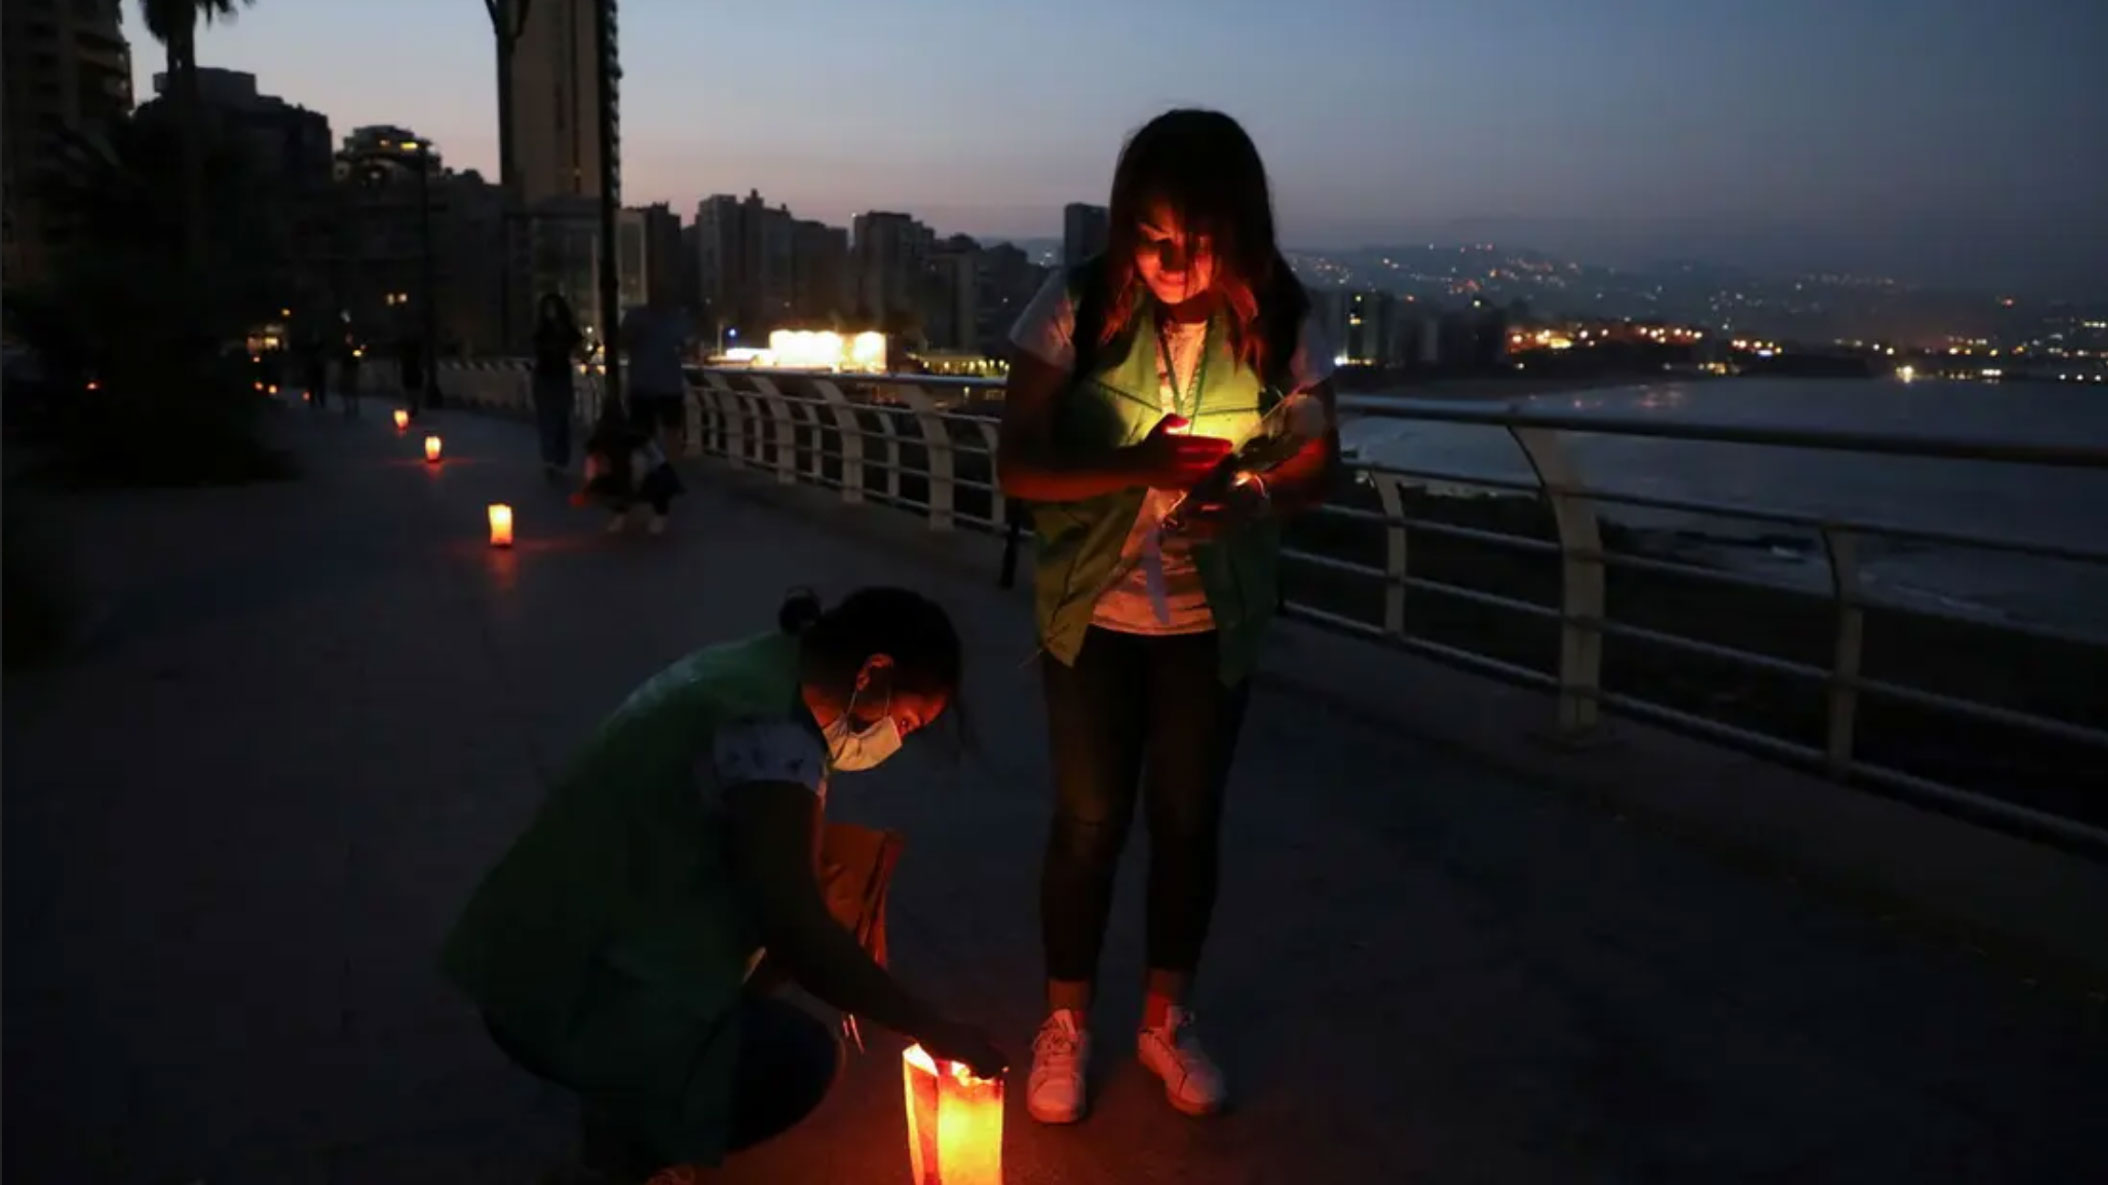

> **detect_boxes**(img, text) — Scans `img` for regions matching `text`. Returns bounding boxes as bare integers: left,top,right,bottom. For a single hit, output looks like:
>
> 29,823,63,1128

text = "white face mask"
823,689,903,772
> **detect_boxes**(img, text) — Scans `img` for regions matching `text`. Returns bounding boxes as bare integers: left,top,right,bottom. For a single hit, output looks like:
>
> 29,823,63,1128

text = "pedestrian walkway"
4,405,2103,1184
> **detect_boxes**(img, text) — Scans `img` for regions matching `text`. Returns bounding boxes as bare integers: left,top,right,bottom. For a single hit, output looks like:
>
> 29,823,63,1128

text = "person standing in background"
620,291,690,457
338,332,362,416
533,294,585,482
397,333,427,416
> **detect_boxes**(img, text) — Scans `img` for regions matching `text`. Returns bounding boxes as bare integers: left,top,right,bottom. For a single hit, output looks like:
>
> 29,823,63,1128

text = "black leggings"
1040,627,1251,984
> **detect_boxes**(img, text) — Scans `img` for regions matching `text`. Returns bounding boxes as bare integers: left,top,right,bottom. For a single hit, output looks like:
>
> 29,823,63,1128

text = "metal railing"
437,359,2108,855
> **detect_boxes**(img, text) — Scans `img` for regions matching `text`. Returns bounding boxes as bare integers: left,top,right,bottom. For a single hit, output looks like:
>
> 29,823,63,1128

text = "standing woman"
997,108,1339,1124
533,293,585,481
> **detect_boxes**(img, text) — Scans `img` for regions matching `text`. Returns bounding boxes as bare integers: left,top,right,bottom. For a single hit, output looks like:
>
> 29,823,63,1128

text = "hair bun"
778,587,823,635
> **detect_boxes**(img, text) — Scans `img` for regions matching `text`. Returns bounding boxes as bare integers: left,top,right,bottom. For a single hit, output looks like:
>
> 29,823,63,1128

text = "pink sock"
1142,992,1179,1031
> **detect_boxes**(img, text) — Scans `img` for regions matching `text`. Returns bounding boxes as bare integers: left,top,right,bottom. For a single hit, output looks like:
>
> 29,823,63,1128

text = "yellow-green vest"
1030,297,1285,684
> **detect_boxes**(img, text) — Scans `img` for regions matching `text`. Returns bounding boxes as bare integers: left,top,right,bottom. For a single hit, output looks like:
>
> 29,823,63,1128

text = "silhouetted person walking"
532,294,584,482
398,335,427,416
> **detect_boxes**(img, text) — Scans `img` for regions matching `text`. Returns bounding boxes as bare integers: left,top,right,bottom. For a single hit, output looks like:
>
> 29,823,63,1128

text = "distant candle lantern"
487,503,514,548
424,434,443,463
901,1045,1003,1185
393,409,410,430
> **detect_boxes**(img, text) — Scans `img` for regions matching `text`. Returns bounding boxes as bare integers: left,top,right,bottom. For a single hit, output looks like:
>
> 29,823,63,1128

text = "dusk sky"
126,0,2108,297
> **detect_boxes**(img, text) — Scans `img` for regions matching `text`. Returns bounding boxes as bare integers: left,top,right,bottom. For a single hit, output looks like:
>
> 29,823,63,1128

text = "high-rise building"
923,235,981,351
852,211,934,334
501,0,619,345
1062,202,1108,269
678,221,704,317
527,197,605,341
335,128,506,354
692,193,744,334
132,68,334,313
1309,288,1408,368
753,198,795,327
975,242,1050,356
691,189,796,334
502,0,615,205
337,125,439,182
791,219,851,324
639,202,685,309
617,206,649,312
1,0,132,286
691,191,853,337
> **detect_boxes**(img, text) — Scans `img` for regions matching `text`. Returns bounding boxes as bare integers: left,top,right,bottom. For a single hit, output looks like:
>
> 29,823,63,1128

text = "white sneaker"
1026,1010,1091,1124
647,514,667,537
605,513,628,534
1136,1006,1227,1117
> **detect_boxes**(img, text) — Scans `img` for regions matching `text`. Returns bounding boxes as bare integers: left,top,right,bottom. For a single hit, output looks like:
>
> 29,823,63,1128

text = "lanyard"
1154,311,1210,421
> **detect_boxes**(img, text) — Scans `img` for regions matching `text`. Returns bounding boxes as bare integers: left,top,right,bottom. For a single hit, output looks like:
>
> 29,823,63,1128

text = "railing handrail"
434,357,2108,856
1335,394,2108,470
477,359,2108,469
691,367,1003,395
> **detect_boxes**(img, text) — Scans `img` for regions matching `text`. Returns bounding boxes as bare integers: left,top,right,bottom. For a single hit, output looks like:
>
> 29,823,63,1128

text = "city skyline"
119,0,2107,299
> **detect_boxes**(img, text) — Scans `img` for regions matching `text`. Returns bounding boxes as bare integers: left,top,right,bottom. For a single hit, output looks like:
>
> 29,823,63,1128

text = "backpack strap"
1067,255,1110,384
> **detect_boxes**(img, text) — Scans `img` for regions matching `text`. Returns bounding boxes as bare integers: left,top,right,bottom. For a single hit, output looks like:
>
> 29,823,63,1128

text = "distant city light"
752,329,889,373
1897,365,1917,383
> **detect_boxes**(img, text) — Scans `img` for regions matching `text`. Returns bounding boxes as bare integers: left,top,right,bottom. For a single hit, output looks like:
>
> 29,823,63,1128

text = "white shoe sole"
1138,1050,1226,1117
1026,1094,1088,1125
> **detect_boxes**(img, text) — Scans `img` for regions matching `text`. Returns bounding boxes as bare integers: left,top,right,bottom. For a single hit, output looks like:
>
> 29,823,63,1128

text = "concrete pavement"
5,401,2104,1184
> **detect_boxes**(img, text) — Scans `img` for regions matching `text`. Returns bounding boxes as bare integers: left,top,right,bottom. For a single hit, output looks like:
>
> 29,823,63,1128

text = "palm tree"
136,0,254,291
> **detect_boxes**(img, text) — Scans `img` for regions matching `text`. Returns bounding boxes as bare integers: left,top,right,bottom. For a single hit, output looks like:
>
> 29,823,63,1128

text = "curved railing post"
682,381,705,457
1371,472,1412,638
1821,526,1865,779
811,380,864,503
892,384,953,530
1510,426,1604,738
697,378,733,458
969,417,1005,528
794,396,825,482
872,402,903,501
705,371,748,467
745,375,798,484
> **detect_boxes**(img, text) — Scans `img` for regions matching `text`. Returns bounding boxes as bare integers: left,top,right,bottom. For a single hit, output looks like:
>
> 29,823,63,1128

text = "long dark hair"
1098,108,1303,377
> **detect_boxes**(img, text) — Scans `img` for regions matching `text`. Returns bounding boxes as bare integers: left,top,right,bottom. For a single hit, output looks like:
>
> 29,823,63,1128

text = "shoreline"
1336,371,1693,402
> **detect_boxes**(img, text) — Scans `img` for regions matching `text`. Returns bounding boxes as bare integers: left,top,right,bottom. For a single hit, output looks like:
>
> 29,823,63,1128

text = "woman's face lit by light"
1135,204,1217,307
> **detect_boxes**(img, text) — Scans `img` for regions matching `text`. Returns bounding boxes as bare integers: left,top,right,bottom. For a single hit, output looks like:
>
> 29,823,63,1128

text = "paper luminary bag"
817,821,903,970
902,1043,1004,1185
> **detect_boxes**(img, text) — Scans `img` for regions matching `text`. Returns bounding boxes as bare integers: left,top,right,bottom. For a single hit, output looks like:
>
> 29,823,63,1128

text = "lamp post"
592,0,622,425
417,142,443,409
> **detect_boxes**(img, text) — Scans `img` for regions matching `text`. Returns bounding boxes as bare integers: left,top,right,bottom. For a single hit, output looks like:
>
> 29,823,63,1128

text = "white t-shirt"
706,717,829,808
1008,272,1335,635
